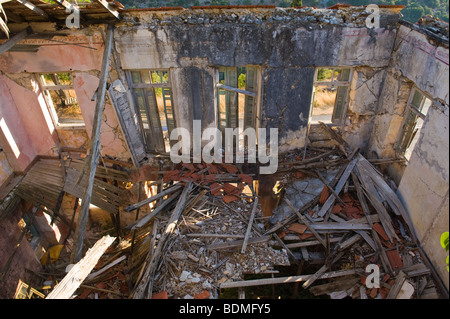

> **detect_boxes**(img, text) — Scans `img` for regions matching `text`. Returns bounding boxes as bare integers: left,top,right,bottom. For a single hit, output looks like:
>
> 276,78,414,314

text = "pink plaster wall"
2,76,58,156
0,41,104,74
0,202,42,299
0,75,36,171
73,72,131,161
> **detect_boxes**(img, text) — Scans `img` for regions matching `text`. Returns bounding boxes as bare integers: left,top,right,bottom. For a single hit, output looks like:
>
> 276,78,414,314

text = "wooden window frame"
126,69,176,153
38,72,84,128
216,66,260,131
311,67,353,126
394,87,433,159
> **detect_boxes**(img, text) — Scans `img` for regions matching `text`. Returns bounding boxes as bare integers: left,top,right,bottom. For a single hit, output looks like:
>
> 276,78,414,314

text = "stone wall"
366,22,449,289
115,6,400,152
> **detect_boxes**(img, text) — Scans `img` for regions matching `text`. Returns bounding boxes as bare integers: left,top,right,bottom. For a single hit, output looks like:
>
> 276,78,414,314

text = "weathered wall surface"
115,7,399,151
0,201,42,299
397,103,449,289
0,151,13,187
0,32,132,164
0,75,37,172
367,24,450,289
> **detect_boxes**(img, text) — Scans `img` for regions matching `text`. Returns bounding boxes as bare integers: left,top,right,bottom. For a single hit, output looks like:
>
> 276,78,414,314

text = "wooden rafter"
0,26,31,54
93,0,121,20
14,0,49,19
71,23,115,264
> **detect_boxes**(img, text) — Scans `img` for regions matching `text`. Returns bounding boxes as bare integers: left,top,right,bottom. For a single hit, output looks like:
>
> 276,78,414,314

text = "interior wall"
0,31,132,164
115,9,399,152
367,24,449,289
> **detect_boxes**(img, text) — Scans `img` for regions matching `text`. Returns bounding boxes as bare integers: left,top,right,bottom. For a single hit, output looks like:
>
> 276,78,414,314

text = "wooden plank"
71,24,115,264
93,0,121,19
108,79,146,167
310,277,360,296
241,197,258,254
285,237,342,249
310,223,372,231
207,235,270,251
386,271,407,299
285,198,327,248
355,161,399,242
124,184,183,212
132,182,193,299
46,235,116,299
216,83,257,97
0,26,31,54
220,269,361,289
14,0,49,18
317,158,357,217
126,190,181,230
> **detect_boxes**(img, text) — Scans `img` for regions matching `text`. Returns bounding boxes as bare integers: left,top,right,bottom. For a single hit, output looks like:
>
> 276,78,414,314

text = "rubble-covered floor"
7,125,444,300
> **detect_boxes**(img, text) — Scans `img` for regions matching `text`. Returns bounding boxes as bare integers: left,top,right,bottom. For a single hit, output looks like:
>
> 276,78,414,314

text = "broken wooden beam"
124,184,183,212
46,235,116,299
208,235,270,251
285,198,327,248
317,158,357,217
241,197,258,254
125,189,182,230
93,0,121,20
132,182,193,299
14,0,49,19
71,24,115,264
220,269,361,289
0,26,32,54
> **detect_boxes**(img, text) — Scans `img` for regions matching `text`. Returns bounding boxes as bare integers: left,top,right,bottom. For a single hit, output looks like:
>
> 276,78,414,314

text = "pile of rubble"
39,124,443,300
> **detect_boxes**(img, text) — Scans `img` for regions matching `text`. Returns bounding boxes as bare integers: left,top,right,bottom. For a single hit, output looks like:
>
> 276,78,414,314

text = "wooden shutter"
108,79,146,167
244,66,257,129
396,109,418,154
226,67,238,128
331,86,349,125
145,88,165,152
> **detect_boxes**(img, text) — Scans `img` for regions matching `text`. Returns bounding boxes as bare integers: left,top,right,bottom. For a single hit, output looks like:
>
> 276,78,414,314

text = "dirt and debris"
7,123,443,300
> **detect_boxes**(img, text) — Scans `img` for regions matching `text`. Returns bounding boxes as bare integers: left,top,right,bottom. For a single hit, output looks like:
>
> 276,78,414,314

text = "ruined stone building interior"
0,1,448,300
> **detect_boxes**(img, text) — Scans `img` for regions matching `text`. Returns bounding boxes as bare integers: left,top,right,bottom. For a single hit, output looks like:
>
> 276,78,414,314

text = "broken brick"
288,223,307,235
386,249,403,270
298,233,314,240
341,192,354,204
194,290,211,299
210,183,222,196
238,174,253,185
331,204,342,214
182,163,196,171
164,170,181,182
205,174,216,183
319,185,329,205
370,288,378,298
222,195,240,204
379,287,390,299
207,164,220,174
152,291,168,299
222,183,241,196
372,223,390,242
221,164,239,174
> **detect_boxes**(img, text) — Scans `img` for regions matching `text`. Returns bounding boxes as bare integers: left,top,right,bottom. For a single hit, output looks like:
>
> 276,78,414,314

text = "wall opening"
395,88,432,161
216,66,259,149
126,69,176,153
310,67,352,125
38,73,84,127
